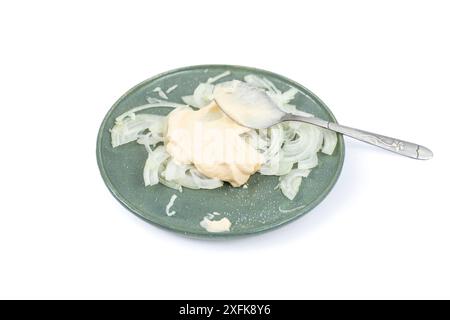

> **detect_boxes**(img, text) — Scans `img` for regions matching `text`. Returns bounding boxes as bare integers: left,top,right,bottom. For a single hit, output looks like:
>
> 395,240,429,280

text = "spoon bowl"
213,80,286,129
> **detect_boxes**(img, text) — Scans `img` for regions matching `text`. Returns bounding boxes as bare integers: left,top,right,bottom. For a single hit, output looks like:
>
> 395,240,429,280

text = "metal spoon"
213,80,433,160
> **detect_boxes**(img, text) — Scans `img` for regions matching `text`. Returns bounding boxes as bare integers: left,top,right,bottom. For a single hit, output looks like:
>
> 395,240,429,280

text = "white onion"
153,87,168,100
163,159,189,182
160,159,223,190
159,175,182,192
111,114,165,148
189,169,224,189
179,96,193,106
297,154,318,170
279,169,311,200
180,71,231,109
207,70,231,83
192,83,214,108
116,100,186,122
166,85,178,94
282,123,324,162
321,128,338,155
143,146,170,186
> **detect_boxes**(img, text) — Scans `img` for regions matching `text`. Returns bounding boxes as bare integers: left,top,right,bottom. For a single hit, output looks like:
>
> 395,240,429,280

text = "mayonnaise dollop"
165,101,263,187
200,215,231,233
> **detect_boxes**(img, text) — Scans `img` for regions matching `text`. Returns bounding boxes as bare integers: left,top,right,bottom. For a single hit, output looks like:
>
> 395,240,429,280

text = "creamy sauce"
213,80,286,129
165,101,263,187
200,213,231,233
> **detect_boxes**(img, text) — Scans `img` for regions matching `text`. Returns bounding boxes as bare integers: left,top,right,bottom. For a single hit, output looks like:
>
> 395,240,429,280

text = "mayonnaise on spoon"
213,80,286,129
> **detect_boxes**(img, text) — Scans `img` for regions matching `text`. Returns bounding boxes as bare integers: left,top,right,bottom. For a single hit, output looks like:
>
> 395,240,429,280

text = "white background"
1,0,449,300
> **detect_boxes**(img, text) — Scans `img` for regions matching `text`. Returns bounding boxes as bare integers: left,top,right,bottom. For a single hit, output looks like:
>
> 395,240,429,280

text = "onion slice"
143,146,170,187
279,169,311,200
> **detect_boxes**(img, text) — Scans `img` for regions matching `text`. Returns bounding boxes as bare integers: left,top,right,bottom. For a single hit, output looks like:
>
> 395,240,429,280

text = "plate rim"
96,64,345,238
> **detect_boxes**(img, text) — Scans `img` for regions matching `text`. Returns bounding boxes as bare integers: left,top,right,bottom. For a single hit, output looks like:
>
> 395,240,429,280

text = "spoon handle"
282,115,433,160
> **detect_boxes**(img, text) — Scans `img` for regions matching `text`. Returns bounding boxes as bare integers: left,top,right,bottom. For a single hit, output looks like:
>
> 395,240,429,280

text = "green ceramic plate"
97,65,345,238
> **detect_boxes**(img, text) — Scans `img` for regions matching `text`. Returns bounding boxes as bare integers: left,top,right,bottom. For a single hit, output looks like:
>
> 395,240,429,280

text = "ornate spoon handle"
282,114,433,160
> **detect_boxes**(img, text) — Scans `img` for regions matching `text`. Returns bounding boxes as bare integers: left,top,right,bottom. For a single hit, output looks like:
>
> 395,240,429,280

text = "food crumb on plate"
165,194,178,216
153,87,168,99
166,85,178,94
200,212,231,233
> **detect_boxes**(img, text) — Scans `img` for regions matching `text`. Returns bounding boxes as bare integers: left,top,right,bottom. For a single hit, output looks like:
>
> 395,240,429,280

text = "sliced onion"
281,88,299,102
159,179,182,192
259,125,285,175
115,100,186,122
279,169,311,200
282,123,323,162
111,114,165,148
136,133,161,153
207,70,231,83
181,95,196,106
159,163,183,192
321,128,337,155
297,154,318,170
160,159,223,190
173,167,223,190
143,146,170,186
244,75,280,94
264,124,284,158
189,169,224,189
166,85,178,94
153,87,168,100
163,159,189,181
193,83,214,108
183,71,231,108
